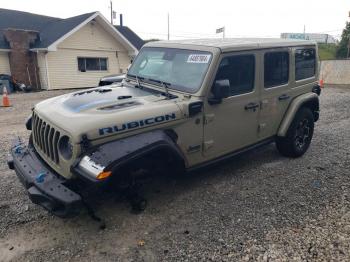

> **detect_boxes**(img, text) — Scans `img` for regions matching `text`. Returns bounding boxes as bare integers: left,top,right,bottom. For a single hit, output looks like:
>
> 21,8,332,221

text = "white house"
0,9,144,90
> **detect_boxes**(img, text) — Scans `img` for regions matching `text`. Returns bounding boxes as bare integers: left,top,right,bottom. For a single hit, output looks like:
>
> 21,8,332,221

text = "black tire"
276,107,314,158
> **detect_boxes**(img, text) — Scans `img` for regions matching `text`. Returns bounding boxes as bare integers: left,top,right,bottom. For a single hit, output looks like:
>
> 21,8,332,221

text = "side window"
264,51,289,88
295,48,316,80
214,54,255,96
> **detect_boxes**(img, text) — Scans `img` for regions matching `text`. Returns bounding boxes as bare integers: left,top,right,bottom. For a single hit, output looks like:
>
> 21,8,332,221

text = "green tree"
336,21,350,58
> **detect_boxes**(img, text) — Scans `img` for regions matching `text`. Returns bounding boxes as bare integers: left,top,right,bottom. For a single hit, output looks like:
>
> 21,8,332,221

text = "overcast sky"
1,0,349,40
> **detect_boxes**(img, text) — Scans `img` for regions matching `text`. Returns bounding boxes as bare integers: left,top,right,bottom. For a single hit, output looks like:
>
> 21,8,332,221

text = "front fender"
72,130,186,182
277,93,319,137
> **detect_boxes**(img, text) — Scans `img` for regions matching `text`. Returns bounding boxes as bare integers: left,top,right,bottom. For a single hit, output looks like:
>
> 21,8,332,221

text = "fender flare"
277,93,319,137
74,130,186,182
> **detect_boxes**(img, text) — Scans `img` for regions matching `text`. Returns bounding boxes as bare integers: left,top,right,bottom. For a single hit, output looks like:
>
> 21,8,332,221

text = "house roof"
115,25,144,50
0,8,140,53
0,9,94,49
34,12,96,48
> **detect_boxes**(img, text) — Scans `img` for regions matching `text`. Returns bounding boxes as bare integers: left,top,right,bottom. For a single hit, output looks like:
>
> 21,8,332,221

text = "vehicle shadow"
50,126,343,245
75,143,303,228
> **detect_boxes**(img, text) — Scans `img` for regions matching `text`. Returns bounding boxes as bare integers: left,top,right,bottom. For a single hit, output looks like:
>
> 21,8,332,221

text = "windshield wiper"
127,75,173,98
146,78,172,99
135,75,141,88
161,82,171,99
127,74,145,88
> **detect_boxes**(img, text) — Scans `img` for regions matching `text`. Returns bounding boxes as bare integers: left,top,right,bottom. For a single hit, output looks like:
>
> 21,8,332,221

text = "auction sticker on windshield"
187,54,211,63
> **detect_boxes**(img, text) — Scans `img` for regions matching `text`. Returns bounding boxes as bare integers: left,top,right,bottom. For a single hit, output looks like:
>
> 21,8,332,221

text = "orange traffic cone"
319,79,324,88
2,86,11,107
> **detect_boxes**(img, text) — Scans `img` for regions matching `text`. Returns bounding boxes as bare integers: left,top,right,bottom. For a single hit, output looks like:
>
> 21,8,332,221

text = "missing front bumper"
8,137,82,218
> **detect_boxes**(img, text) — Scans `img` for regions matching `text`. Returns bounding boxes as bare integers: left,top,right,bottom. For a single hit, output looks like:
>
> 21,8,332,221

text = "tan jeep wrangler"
8,38,321,217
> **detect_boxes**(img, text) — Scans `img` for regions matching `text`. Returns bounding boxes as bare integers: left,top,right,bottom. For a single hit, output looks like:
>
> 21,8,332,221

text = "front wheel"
276,107,314,158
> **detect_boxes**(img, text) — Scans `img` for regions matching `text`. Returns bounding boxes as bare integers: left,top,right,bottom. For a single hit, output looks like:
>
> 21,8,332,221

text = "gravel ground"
0,87,350,262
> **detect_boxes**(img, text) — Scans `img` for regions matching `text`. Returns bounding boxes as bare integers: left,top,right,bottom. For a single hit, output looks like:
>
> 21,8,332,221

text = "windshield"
127,47,212,93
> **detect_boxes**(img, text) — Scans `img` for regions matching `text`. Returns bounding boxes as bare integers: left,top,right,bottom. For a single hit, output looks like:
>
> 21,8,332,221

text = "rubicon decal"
99,113,177,135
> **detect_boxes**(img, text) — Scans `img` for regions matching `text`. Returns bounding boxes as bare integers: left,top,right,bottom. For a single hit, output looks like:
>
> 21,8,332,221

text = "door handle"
278,94,290,101
244,102,259,111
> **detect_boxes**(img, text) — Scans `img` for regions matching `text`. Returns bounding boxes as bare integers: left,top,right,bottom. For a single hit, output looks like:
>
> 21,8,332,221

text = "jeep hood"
34,85,184,142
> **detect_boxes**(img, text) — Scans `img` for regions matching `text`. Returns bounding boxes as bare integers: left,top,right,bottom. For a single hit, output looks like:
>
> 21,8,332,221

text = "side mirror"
208,79,230,105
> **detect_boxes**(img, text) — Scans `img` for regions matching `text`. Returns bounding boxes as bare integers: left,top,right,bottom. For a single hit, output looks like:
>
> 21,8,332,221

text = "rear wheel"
276,107,314,158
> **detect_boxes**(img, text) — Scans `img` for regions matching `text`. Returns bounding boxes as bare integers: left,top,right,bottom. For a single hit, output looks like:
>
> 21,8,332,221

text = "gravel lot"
0,87,350,261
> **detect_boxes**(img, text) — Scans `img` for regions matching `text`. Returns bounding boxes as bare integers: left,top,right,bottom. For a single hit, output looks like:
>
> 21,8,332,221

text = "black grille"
32,112,60,164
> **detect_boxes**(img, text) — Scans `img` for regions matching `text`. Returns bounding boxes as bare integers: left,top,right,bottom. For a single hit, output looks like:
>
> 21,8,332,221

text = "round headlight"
58,135,73,160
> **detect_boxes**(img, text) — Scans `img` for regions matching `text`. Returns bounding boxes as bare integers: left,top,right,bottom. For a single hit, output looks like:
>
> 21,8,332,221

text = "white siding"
0,52,11,75
58,21,126,51
47,21,131,90
47,49,126,89
118,51,132,71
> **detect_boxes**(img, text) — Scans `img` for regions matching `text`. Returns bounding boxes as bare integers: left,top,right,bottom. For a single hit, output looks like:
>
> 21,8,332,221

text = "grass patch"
318,44,337,60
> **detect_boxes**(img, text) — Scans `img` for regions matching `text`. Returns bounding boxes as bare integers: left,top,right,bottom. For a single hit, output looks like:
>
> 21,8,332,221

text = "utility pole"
167,13,170,40
110,1,113,24
303,25,306,40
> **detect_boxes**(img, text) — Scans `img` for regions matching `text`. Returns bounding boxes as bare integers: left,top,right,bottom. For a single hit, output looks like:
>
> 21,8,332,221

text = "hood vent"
73,88,112,96
98,101,142,111
118,95,132,100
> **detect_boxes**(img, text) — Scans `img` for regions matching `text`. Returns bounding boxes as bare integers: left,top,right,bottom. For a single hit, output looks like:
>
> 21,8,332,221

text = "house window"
264,51,289,88
78,57,108,72
295,48,316,81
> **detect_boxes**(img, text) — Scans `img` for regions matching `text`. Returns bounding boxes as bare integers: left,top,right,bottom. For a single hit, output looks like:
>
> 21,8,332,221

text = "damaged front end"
7,84,185,218
8,137,82,217
8,129,185,218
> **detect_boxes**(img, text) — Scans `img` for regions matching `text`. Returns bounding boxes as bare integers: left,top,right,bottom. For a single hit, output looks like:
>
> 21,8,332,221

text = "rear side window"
264,52,289,88
295,48,316,80
215,55,255,96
